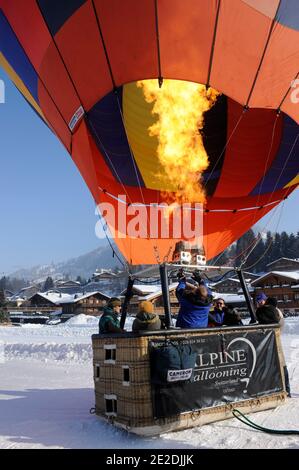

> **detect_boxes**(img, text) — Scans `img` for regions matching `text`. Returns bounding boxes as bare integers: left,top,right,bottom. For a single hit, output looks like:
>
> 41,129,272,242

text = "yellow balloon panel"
122,81,177,192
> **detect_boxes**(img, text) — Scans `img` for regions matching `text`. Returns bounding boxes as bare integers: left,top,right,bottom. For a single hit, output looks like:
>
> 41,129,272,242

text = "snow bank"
0,318,97,363
0,318,298,449
0,314,136,363
64,314,99,327
282,317,299,335
4,342,92,363
20,324,43,329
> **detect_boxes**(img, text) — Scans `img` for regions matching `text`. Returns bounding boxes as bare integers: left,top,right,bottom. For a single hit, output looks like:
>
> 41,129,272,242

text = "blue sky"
0,72,105,275
0,71,298,274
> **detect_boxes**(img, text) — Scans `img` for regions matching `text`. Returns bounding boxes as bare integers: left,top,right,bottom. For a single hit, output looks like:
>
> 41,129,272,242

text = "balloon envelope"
0,0,298,264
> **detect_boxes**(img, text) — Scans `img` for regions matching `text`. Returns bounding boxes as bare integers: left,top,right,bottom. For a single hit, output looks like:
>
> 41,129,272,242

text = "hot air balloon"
1,0,295,437
0,0,298,267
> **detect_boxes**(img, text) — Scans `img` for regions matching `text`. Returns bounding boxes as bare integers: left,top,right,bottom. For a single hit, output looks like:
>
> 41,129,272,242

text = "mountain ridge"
9,244,122,282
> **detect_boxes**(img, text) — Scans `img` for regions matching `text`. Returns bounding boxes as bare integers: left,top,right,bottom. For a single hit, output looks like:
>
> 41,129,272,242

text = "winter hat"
108,297,122,308
256,292,267,303
138,301,153,315
132,314,161,332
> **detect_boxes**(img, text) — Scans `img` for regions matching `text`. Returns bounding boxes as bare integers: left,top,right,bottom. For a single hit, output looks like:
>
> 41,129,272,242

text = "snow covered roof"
121,284,162,296
142,283,178,301
92,269,117,278
251,271,299,286
55,280,81,286
127,283,246,303
74,291,110,302
19,285,39,292
30,291,110,305
215,293,246,303
9,295,27,302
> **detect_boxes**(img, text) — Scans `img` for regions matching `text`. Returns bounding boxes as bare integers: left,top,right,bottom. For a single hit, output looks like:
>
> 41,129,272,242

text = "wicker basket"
92,325,287,435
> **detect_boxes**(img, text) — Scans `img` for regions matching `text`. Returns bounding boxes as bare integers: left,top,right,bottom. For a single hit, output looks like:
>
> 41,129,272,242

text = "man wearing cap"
99,297,124,334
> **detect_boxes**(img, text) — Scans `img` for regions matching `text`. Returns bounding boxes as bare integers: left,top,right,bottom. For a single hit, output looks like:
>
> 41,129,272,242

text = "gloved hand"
192,269,203,284
177,268,185,280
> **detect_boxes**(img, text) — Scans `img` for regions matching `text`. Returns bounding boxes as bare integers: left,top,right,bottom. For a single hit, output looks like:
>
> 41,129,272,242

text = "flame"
137,79,219,204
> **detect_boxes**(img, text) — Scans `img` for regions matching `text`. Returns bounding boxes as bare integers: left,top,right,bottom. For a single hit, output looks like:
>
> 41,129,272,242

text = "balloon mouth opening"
88,78,223,206
135,78,221,205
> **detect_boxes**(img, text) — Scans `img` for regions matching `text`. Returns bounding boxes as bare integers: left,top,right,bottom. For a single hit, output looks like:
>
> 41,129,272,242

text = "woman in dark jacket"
256,303,281,324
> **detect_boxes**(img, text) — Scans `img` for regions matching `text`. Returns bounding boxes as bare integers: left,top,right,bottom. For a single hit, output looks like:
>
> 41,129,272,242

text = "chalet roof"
92,268,125,279
142,287,246,304
19,285,39,292
9,296,27,302
30,291,110,305
92,272,117,278
121,284,161,296
55,280,81,286
142,283,178,301
125,284,246,304
251,271,299,286
215,293,246,303
9,285,40,301
266,257,299,267
212,277,253,287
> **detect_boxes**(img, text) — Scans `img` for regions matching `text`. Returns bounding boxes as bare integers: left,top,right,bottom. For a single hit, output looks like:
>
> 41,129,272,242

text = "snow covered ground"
0,316,298,449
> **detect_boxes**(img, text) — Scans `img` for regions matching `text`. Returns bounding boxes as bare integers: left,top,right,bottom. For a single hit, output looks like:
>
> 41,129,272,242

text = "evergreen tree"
235,229,256,267
287,233,296,258
206,230,299,273
0,276,7,290
245,235,264,272
43,276,54,292
0,289,9,323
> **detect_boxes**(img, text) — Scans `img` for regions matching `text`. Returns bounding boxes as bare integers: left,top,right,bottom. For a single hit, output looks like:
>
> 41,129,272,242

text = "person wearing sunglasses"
209,298,243,328
208,298,226,327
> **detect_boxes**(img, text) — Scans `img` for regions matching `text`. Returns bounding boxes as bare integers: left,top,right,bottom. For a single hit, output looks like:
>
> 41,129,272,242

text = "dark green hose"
232,408,299,435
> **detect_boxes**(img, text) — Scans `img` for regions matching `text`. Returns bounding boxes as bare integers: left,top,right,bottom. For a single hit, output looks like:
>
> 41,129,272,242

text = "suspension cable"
250,114,280,230
96,209,129,272
242,201,285,271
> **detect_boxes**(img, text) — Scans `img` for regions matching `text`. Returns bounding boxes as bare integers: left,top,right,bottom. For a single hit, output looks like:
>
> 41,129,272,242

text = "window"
104,394,117,416
294,293,299,301
94,364,100,382
104,344,116,363
122,366,130,386
283,294,289,302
